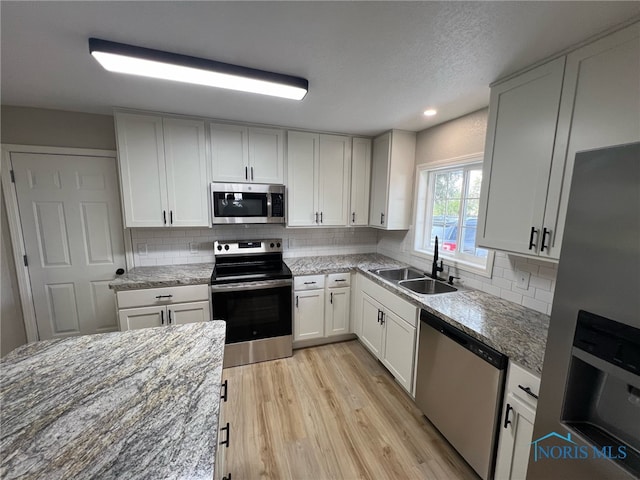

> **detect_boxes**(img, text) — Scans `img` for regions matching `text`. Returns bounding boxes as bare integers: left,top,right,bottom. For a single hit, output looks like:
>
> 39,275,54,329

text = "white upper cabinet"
349,137,372,226
210,123,284,184
287,131,351,227
368,130,416,230
478,23,640,259
477,57,565,256
115,112,208,227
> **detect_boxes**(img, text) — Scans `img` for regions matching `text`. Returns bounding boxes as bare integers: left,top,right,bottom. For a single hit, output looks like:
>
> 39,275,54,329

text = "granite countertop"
109,263,214,291
0,321,226,480
286,254,549,374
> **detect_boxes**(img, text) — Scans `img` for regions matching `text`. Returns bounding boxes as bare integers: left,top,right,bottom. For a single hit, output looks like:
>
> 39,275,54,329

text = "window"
414,160,493,275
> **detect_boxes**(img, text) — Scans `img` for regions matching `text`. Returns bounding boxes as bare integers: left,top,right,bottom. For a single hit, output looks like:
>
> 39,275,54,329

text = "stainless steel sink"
399,278,458,295
370,267,426,282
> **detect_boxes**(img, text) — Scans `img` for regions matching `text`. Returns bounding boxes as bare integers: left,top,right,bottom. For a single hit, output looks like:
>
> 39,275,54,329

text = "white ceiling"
2,2,639,136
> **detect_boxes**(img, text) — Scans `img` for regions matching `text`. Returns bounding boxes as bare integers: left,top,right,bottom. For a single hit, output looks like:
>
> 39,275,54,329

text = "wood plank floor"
221,340,479,480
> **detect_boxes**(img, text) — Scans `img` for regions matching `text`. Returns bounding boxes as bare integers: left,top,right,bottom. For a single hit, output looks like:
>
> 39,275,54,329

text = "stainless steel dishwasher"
415,309,507,480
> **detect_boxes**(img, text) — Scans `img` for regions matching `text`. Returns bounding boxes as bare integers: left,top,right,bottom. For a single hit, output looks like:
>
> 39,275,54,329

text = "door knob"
116,268,125,275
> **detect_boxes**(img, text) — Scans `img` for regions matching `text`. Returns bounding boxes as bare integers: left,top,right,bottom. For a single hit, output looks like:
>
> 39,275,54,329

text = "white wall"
131,225,379,266
376,108,558,315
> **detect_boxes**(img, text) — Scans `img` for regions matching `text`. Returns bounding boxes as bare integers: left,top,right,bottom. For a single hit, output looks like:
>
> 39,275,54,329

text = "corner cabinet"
349,138,372,226
115,112,209,228
478,23,640,259
357,274,417,393
369,130,416,230
210,123,284,184
495,362,541,480
287,132,351,227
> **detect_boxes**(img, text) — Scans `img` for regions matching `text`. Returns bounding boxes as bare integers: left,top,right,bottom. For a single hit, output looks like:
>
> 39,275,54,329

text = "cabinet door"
381,309,416,392
248,127,284,184
318,134,351,226
369,133,390,227
495,392,536,480
287,131,319,226
119,305,165,330
360,293,384,357
163,118,209,227
545,24,640,259
294,289,325,341
350,138,372,226
169,300,210,325
115,113,168,227
477,57,565,255
210,123,249,183
325,287,350,336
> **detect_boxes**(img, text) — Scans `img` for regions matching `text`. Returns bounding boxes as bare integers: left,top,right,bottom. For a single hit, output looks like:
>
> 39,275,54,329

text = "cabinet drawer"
294,275,325,290
326,272,350,288
116,284,209,309
508,362,541,408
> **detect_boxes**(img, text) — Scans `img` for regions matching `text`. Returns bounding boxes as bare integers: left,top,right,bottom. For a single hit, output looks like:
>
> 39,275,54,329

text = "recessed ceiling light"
423,109,437,117
89,38,308,100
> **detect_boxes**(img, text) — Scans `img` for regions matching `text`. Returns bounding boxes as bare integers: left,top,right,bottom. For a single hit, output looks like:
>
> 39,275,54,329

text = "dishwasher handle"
420,309,507,370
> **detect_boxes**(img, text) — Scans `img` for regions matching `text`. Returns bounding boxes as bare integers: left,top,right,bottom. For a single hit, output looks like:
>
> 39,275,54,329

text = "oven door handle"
211,279,293,292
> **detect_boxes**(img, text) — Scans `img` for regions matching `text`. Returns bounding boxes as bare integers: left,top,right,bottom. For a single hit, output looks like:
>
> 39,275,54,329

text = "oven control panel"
214,239,283,255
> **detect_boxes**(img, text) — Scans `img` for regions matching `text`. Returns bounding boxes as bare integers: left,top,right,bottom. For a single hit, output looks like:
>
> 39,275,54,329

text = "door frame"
1,144,134,342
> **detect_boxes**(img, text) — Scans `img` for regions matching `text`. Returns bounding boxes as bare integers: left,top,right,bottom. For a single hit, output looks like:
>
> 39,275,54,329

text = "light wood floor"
221,340,479,480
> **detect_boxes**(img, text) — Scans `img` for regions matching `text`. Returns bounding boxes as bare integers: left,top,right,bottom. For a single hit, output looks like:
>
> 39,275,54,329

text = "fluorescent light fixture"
89,38,308,100
423,109,437,116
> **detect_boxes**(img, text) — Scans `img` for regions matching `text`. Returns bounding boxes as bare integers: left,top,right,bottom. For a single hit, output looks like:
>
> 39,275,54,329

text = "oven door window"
213,192,268,217
213,285,292,343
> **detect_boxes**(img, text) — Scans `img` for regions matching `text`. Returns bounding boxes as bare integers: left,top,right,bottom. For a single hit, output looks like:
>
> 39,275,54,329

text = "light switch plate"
516,270,530,289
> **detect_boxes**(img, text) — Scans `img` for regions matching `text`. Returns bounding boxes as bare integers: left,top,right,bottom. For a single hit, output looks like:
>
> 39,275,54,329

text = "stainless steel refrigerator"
529,142,640,479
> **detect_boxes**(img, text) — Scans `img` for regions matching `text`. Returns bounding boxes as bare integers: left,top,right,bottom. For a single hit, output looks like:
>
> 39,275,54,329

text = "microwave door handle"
267,193,272,218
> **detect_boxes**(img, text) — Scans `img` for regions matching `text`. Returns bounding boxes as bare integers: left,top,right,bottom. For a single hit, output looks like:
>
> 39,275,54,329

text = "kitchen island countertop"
0,321,226,480
109,262,214,291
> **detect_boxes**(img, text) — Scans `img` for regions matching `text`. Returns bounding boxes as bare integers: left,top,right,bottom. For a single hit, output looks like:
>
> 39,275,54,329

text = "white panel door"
294,289,325,341
210,123,249,183
169,301,210,325
11,152,126,339
325,287,350,336
545,24,640,258
349,138,372,226
287,131,319,227
163,118,209,227
318,134,351,226
369,133,390,227
381,310,416,392
248,127,284,184
360,293,384,357
115,112,168,227
119,306,165,331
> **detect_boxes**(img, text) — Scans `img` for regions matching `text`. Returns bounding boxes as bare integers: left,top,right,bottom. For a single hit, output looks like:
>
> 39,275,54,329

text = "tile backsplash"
130,225,378,266
130,225,557,315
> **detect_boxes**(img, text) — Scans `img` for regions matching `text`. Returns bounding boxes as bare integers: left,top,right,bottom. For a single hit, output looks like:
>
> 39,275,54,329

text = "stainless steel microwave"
211,183,285,224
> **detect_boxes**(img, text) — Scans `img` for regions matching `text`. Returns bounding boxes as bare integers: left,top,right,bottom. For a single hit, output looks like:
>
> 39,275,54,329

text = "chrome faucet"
431,236,444,280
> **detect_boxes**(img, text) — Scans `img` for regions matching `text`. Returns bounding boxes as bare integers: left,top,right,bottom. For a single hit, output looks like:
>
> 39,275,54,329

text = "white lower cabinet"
293,273,352,344
495,361,541,480
357,274,417,393
116,284,210,331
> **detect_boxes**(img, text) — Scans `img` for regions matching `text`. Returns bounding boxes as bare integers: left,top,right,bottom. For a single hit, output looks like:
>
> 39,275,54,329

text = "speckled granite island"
0,321,226,480
286,254,550,374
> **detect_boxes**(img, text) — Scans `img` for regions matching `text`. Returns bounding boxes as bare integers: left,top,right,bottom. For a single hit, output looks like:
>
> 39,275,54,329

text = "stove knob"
217,245,222,251
270,242,275,248
276,242,281,248
224,245,230,251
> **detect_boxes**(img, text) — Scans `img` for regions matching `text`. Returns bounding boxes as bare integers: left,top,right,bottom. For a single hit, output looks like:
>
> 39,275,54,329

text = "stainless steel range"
210,239,293,368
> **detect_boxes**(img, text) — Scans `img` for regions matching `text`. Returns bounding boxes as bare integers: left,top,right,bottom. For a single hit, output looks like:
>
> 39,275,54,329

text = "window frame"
412,154,494,278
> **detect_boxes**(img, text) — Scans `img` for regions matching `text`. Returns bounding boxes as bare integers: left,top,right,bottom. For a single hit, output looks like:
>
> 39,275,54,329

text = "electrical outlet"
137,243,148,256
516,270,530,289
189,242,199,254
